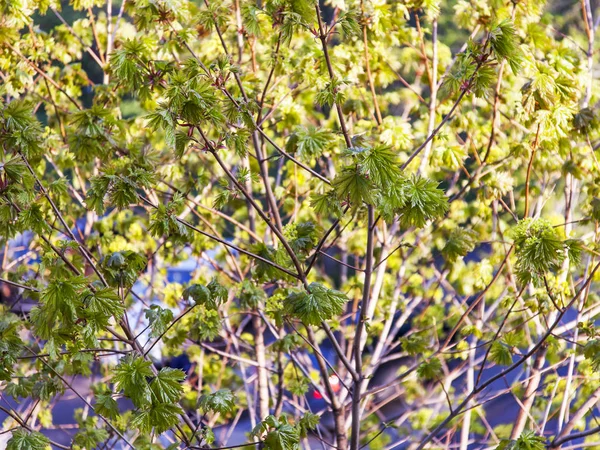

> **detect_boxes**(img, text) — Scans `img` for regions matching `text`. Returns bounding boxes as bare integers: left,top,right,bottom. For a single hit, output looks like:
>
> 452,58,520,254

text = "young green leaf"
199,389,236,415
150,367,185,404
284,282,347,325
113,355,153,408
6,429,50,450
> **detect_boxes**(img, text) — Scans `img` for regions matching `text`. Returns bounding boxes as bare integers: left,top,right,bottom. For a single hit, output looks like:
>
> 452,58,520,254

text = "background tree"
0,0,600,449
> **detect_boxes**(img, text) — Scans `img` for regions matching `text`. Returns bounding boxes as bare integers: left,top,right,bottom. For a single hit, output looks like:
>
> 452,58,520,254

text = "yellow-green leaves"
490,342,513,366
286,126,336,161
442,228,477,263
397,176,448,228
512,218,580,285
333,167,376,206
488,20,523,74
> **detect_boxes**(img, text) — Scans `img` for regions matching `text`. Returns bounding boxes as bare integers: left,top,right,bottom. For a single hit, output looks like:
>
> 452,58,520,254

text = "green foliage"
252,415,300,450
284,282,347,326
150,367,185,403
583,339,600,371
131,402,184,434
113,355,154,407
94,389,120,419
145,305,174,338
0,313,22,381
489,342,513,366
109,39,151,93
2,0,599,446
286,221,319,254
6,429,50,450
442,228,477,262
512,219,578,285
73,418,109,450
199,389,236,415
286,127,335,160
251,242,294,282
396,176,448,228
333,166,376,206
400,334,428,356
496,430,546,450
238,279,266,309
149,193,192,242
488,20,523,74
417,357,442,380
101,250,147,288
297,413,319,438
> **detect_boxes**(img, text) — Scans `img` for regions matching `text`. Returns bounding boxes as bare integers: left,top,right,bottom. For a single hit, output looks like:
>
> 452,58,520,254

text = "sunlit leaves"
400,334,428,356
333,167,376,206
251,242,294,282
109,39,149,93
114,359,184,434
583,339,600,371
310,190,343,218
1,0,595,444
101,250,147,288
286,126,335,160
184,283,211,305
297,413,319,438
442,228,477,262
33,276,87,338
83,288,123,320
18,204,49,235
315,78,347,107
338,10,361,37
199,389,236,415
73,418,109,450
237,280,266,309
6,429,50,450
397,176,448,228
86,164,154,214
150,367,185,404
496,430,545,450
252,415,300,450
145,305,174,338
131,402,184,434
284,282,347,325
113,355,154,408
489,342,512,366
359,145,402,187
70,105,116,139
488,20,523,73
512,219,571,285
149,193,191,243
285,221,319,254
0,101,43,157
